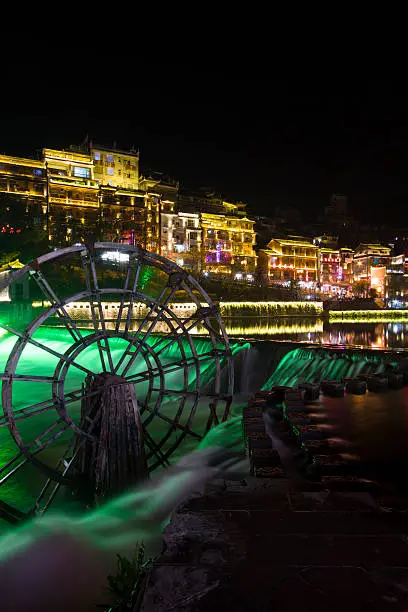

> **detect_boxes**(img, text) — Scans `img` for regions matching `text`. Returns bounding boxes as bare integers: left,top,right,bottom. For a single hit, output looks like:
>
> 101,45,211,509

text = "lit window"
107,168,114,176
94,151,101,161
73,167,90,179
33,169,43,176
106,154,114,163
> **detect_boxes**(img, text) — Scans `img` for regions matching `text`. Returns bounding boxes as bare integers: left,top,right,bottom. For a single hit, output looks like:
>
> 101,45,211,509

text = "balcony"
49,196,98,207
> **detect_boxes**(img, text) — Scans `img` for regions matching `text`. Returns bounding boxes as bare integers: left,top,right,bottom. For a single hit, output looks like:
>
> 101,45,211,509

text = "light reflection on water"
223,318,408,350
43,317,408,349
317,389,408,492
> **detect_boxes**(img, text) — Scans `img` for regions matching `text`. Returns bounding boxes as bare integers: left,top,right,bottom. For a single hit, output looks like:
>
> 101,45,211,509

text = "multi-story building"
257,237,319,285
91,145,139,190
313,234,339,249
385,253,407,304
318,246,341,293
0,146,257,274
139,172,179,205
201,213,256,278
339,247,354,292
161,210,202,270
0,146,161,253
44,148,99,246
0,154,47,233
352,243,391,297
177,188,247,218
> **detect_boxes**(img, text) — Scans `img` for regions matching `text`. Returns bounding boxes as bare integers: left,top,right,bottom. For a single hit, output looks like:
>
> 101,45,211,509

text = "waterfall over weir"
262,345,399,390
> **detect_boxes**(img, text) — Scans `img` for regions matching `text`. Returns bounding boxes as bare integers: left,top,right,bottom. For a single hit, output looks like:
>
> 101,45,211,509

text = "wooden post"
76,373,148,504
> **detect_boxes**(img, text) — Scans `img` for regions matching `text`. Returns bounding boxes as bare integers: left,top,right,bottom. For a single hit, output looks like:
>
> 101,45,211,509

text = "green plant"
105,543,152,611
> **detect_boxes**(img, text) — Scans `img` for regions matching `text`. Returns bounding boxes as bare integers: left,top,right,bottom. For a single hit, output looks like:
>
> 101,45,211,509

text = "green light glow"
0,328,247,522
261,346,396,389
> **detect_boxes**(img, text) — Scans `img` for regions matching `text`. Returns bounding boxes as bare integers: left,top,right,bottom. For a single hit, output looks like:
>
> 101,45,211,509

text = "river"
1,316,408,528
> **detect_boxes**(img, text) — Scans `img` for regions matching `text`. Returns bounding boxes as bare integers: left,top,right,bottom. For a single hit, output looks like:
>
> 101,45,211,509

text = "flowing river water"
1,317,408,530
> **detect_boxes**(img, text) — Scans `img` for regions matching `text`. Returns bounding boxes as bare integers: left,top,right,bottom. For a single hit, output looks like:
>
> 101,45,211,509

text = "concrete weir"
141,388,408,611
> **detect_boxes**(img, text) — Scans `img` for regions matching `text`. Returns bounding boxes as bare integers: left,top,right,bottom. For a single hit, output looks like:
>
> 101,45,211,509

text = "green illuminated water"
261,346,397,389
0,327,247,524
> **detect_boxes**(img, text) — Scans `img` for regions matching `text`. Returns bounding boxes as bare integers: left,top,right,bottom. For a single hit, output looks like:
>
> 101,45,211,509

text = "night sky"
1,77,407,224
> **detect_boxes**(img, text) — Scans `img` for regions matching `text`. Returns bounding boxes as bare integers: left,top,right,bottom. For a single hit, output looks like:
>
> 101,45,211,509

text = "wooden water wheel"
0,243,233,523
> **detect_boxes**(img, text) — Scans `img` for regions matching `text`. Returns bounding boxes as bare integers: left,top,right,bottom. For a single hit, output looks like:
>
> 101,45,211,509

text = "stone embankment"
141,389,408,611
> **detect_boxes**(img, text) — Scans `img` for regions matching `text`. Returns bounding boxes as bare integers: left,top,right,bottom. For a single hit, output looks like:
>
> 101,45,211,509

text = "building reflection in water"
213,319,408,349
49,316,408,350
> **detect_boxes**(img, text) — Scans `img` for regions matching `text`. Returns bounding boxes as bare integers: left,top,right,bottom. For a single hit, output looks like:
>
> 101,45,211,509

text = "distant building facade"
257,237,319,285
353,243,392,297
0,145,258,280
201,213,256,278
0,147,161,253
161,209,202,271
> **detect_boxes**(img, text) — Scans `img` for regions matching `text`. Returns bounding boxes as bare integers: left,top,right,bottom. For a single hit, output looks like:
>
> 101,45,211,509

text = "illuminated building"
313,234,338,248
257,237,318,285
385,253,407,304
0,154,46,234
339,247,354,291
0,146,257,266
318,246,342,293
352,243,391,297
0,147,161,253
161,210,202,270
201,212,256,278
91,145,139,190
139,172,179,204
44,148,99,245
178,188,247,218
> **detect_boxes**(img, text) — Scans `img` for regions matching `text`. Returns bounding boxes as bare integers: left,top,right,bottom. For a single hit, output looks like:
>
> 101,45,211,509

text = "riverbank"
141,477,408,611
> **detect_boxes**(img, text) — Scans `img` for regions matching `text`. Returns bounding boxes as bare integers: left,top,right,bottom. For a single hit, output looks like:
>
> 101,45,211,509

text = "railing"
49,197,99,207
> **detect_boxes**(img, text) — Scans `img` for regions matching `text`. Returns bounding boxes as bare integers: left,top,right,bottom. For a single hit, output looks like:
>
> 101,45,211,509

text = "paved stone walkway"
141,479,408,611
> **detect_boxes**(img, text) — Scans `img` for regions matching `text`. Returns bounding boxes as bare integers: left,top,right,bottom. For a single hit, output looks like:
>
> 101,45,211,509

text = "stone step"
253,466,286,478
220,509,408,534
245,533,408,567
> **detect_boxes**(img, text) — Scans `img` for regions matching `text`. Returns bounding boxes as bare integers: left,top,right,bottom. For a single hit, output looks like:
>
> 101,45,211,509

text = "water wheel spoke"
125,350,216,386
151,388,199,399
0,452,28,483
143,430,171,468
29,268,83,343
0,324,94,376
121,252,143,335
116,284,178,376
35,439,85,514
0,500,29,524
142,406,201,439
0,418,69,485
29,418,70,451
115,252,141,333
81,251,114,372
151,314,209,357
0,385,89,428
0,374,55,383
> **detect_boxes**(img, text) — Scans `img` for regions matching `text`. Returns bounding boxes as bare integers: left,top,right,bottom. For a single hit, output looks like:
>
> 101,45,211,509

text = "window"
73,167,90,179
33,169,43,176
106,154,114,163
94,151,101,161
107,168,114,176
127,173,131,178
